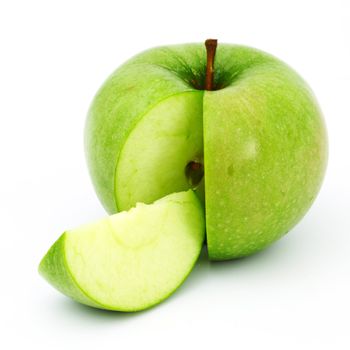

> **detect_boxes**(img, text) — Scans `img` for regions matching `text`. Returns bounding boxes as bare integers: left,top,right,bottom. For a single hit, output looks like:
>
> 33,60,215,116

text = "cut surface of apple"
115,91,204,210
39,190,205,311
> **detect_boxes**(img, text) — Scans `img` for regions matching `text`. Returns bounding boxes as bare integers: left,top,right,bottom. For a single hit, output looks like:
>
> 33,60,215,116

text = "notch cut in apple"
115,91,204,210
39,190,205,311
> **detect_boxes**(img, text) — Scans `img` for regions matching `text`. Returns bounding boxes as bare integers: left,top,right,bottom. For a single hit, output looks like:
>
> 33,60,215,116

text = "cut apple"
39,190,205,311
85,42,327,261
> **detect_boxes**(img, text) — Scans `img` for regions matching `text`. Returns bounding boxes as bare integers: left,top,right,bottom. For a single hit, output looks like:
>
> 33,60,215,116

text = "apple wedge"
39,190,204,311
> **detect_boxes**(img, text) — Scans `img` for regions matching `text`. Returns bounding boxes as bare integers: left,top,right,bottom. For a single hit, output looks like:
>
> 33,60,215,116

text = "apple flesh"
39,190,205,311
116,91,204,210
85,43,327,260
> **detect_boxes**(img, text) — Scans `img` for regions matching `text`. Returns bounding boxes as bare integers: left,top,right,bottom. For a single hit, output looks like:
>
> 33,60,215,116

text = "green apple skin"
39,190,205,312
85,43,327,260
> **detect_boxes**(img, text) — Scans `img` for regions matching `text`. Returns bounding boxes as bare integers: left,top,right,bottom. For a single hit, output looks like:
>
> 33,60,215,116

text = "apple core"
185,160,204,187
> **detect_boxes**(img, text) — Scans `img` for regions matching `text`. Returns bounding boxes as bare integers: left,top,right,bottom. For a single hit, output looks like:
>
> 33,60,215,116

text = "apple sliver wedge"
39,190,205,311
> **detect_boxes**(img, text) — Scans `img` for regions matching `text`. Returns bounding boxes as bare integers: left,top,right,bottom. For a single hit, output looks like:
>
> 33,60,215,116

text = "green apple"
39,190,204,311
85,41,327,260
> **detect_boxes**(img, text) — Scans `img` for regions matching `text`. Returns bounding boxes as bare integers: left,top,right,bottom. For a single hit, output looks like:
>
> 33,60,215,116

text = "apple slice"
39,190,204,311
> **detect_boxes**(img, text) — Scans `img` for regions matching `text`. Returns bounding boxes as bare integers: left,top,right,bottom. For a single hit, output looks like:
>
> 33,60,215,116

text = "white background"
1,0,349,349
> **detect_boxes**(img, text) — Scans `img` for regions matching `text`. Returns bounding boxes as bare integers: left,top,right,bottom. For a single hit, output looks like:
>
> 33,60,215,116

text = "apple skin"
85,43,327,260
38,234,100,308
204,65,327,259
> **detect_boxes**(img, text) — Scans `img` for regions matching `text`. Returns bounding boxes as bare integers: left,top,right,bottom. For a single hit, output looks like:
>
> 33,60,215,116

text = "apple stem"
205,39,218,91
